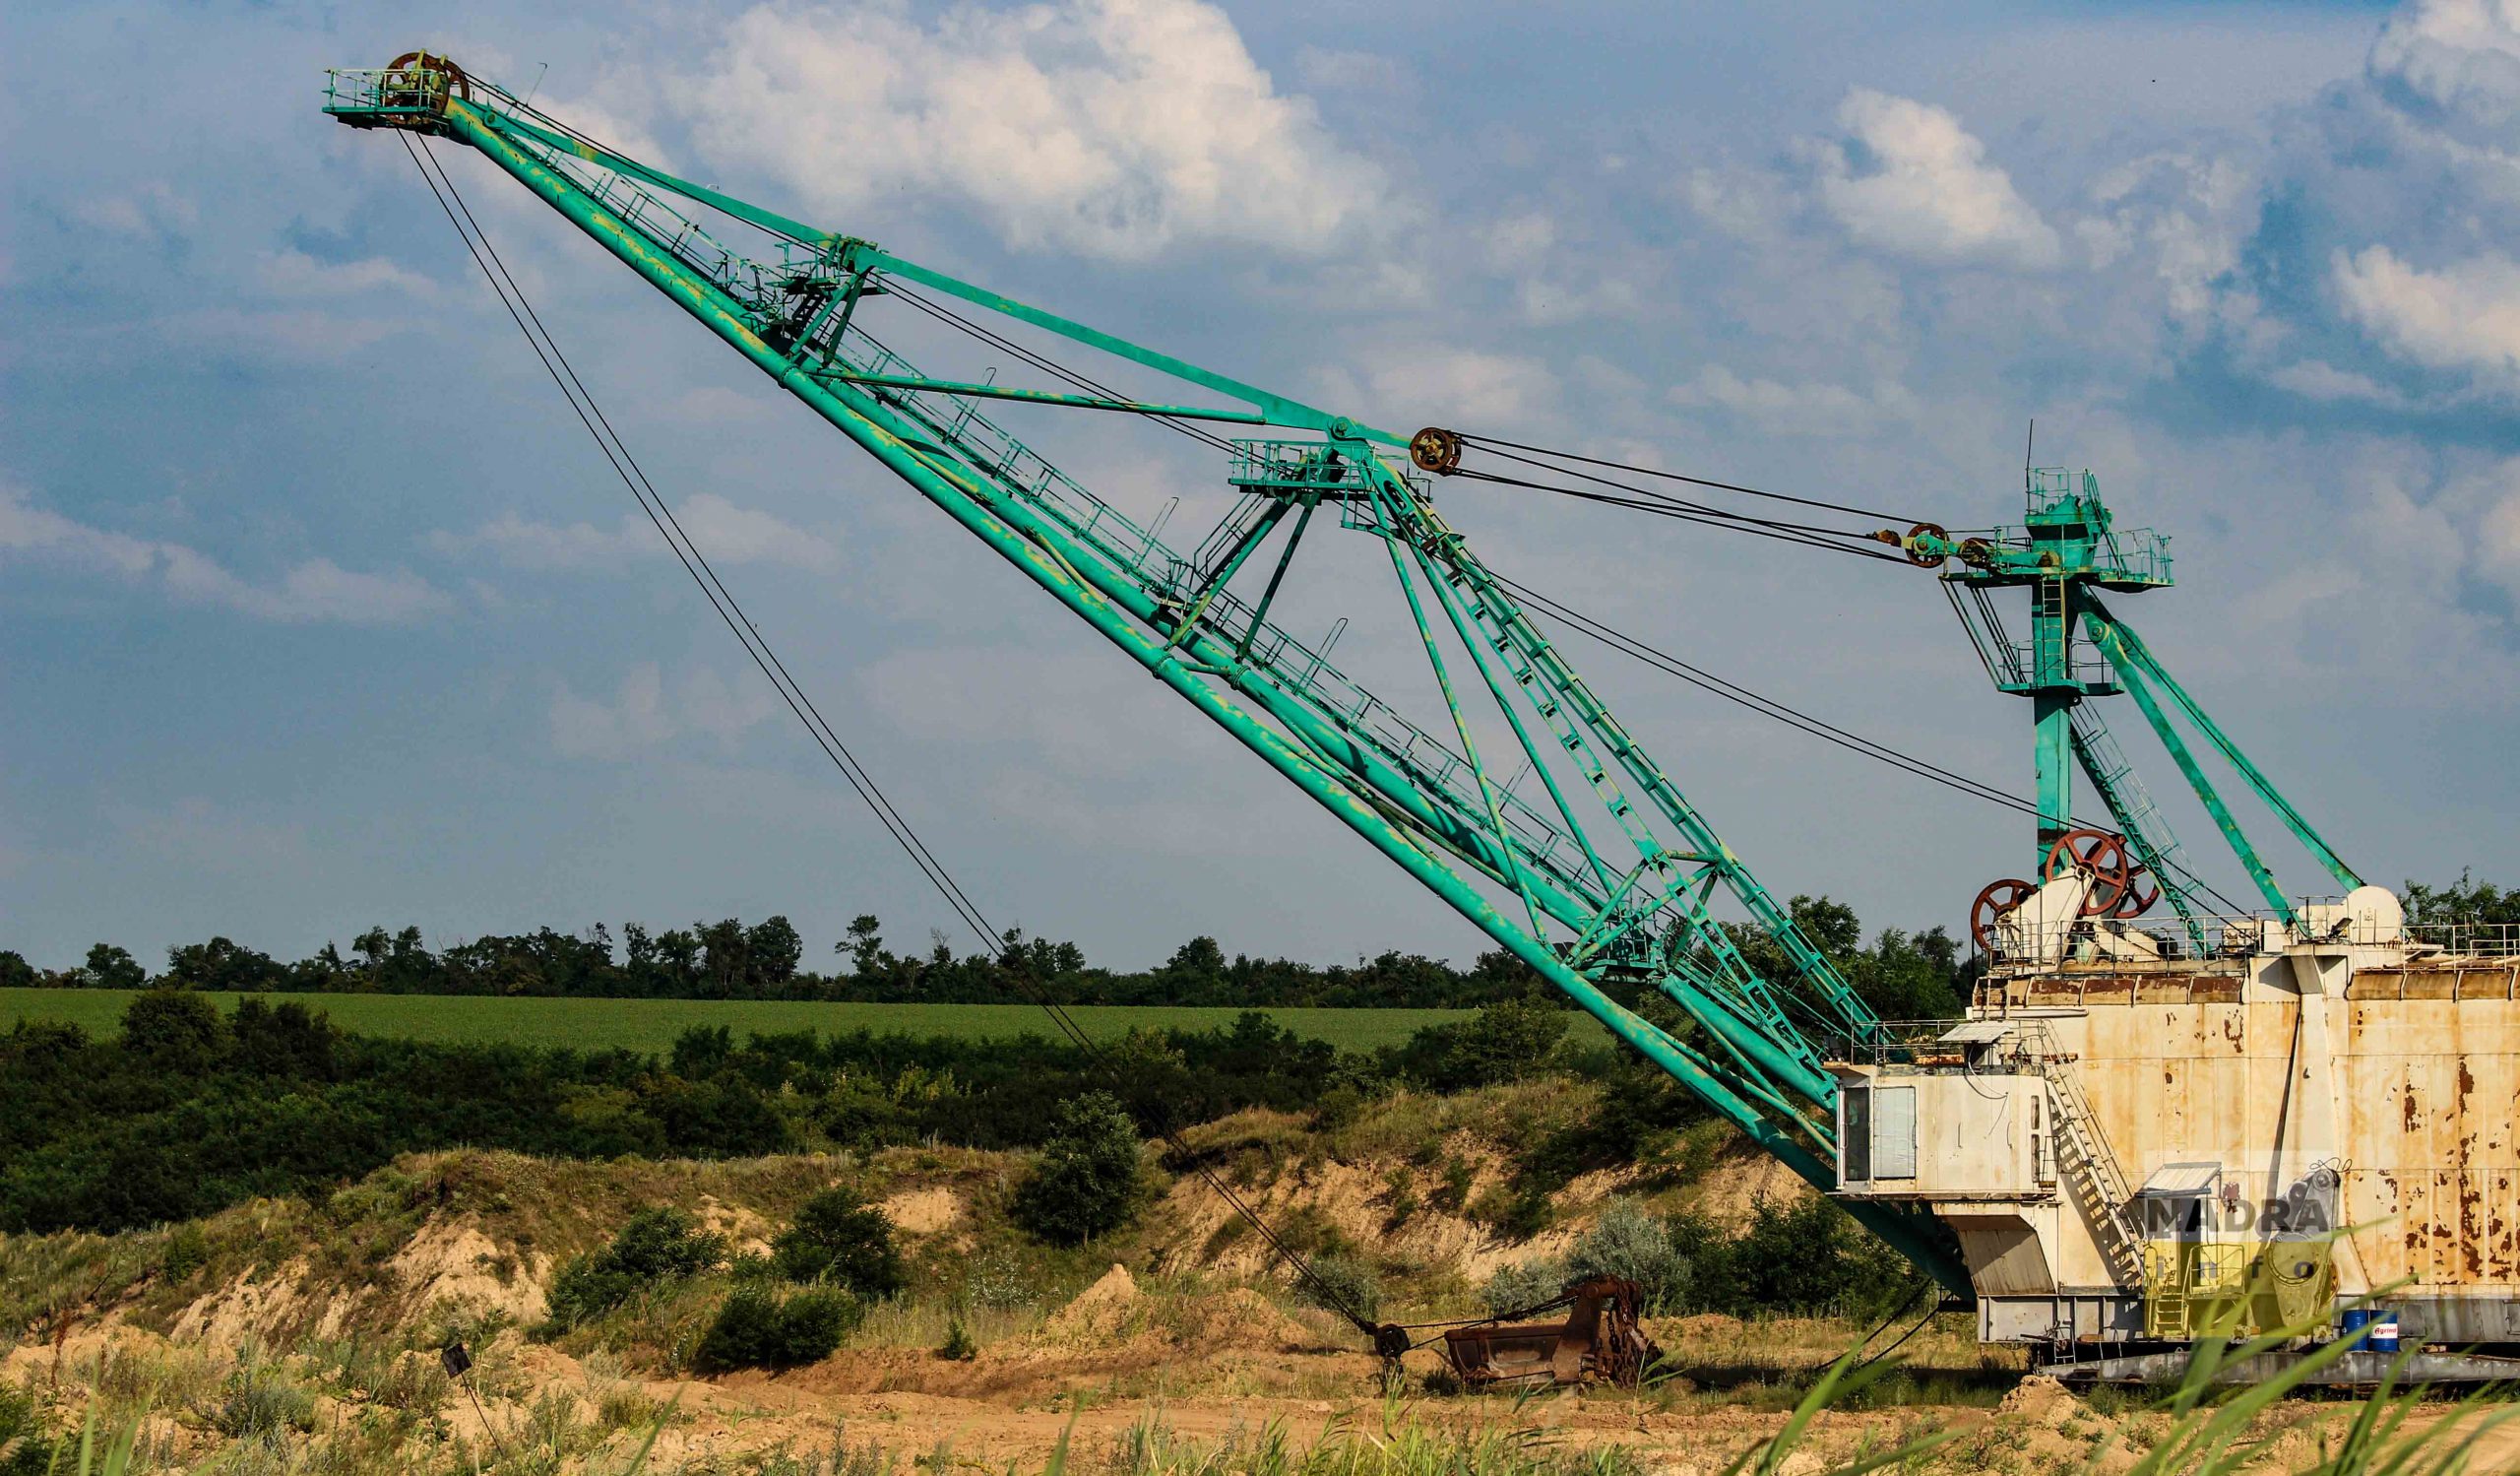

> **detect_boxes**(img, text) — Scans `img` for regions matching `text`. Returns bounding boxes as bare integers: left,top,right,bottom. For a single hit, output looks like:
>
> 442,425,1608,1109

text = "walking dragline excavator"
330,57,2520,1382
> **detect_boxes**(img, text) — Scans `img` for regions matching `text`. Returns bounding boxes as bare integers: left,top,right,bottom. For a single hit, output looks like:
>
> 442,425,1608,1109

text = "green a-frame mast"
1898,475,2362,943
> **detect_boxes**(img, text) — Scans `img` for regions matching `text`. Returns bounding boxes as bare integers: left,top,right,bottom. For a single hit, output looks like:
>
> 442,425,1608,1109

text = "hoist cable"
405,136,995,948
854,268,2249,925
1455,431,1926,529
1490,572,2048,814
403,134,1389,1343
882,283,1244,455
469,91,2252,936
1467,443,1897,545
1452,467,1915,564
1490,570,2255,916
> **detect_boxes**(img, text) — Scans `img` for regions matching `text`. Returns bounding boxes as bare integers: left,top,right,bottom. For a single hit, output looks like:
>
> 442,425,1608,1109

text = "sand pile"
1046,1264,1148,1345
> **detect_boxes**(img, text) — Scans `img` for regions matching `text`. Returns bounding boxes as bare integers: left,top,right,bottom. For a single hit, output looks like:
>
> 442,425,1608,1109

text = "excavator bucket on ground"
1438,1277,1660,1388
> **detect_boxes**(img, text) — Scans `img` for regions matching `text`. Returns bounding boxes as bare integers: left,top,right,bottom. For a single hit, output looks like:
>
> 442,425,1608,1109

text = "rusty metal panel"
2407,971,2458,999
2349,971,2403,1000
2458,968,2516,999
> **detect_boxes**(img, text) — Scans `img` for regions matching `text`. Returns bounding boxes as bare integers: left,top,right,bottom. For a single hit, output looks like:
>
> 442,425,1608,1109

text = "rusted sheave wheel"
2044,827,2135,916
1904,521,1949,567
1410,426,1463,476
1971,877,2037,954
382,50,472,110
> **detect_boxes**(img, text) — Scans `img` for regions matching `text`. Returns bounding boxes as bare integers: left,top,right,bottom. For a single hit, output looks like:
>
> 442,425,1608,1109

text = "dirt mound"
387,1222,547,1324
1995,1372,2074,1422
1684,1141,1815,1229
169,1256,331,1344
1046,1263,1145,1344
1171,1287,1315,1351
879,1187,964,1235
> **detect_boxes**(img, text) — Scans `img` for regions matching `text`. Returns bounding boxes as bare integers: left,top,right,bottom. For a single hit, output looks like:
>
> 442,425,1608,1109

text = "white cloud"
431,494,840,573
663,0,1392,261
2484,479,2520,600
2267,358,2413,407
2334,244,2520,375
70,183,196,241
1312,348,1557,429
550,662,777,760
1669,365,1917,437
255,249,437,298
1479,212,1556,273
2368,0,2520,134
1815,90,2061,269
0,483,447,623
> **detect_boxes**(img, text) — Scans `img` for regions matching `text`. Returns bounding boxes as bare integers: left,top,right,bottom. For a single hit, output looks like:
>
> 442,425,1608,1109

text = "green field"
0,988,1470,1056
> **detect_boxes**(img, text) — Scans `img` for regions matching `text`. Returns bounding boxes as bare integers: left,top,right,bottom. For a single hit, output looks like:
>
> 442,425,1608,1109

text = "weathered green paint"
1918,467,2355,924
2082,612,2295,923
2084,600,2361,897
825,371,1267,426
331,64,1968,1293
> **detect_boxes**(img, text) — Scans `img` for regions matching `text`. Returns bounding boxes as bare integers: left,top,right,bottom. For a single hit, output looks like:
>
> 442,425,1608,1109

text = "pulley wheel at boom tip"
384,51,471,104
1904,522,1949,568
1971,878,2037,954
1411,426,1464,476
2044,827,2135,917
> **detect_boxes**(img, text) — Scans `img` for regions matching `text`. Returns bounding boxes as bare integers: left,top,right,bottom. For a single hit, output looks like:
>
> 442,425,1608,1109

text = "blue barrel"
2341,1308,2401,1352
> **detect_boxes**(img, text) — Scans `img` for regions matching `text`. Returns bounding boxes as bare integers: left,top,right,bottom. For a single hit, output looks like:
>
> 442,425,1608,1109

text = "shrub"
1665,1196,1913,1318
120,989,221,1071
0,1381,56,1476
937,1317,977,1361
1467,1183,1552,1240
1010,1092,1144,1246
160,1222,211,1283
1563,1197,1689,1310
215,1354,317,1441
695,1284,860,1371
771,1187,905,1299
1480,1258,1564,1317
542,1206,727,1333
1293,1252,1381,1321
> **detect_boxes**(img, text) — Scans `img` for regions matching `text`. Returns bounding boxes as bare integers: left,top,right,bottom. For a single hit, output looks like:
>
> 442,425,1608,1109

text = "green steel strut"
1901,475,2360,938
324,60,1965,1293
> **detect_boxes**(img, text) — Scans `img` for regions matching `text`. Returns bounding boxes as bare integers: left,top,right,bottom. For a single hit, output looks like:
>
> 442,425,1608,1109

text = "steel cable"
404,134,1390,1342
1455,431,1927,528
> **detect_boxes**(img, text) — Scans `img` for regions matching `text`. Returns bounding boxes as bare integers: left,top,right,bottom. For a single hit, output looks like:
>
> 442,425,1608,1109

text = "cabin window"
1844,1085,1872,1183
1873,1085,1918,1180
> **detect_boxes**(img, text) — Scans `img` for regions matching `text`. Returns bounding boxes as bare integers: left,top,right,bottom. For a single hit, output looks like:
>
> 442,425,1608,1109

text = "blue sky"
5,0,2515,975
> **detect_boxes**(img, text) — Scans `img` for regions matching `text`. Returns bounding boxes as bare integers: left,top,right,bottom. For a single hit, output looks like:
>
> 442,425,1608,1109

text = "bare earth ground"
7,1127,2520,1471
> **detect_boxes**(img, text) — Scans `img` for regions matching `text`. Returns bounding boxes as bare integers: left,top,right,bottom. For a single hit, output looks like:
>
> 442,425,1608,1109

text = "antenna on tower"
2023,419,2036,495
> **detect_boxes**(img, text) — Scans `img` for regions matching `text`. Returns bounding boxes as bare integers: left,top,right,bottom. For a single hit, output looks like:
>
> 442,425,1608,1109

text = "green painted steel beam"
2085,599,2362,896
463,99,1397,445
2082,610,2295,923
829,371,1268,425
362,77,1969,1294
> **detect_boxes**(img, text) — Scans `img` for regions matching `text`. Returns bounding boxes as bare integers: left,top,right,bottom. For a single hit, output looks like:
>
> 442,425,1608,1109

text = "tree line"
0,895,1977,1013
0,987,1718,1237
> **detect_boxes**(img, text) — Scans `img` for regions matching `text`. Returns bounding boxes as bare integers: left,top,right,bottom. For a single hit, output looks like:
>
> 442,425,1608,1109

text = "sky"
5,0,2517,977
